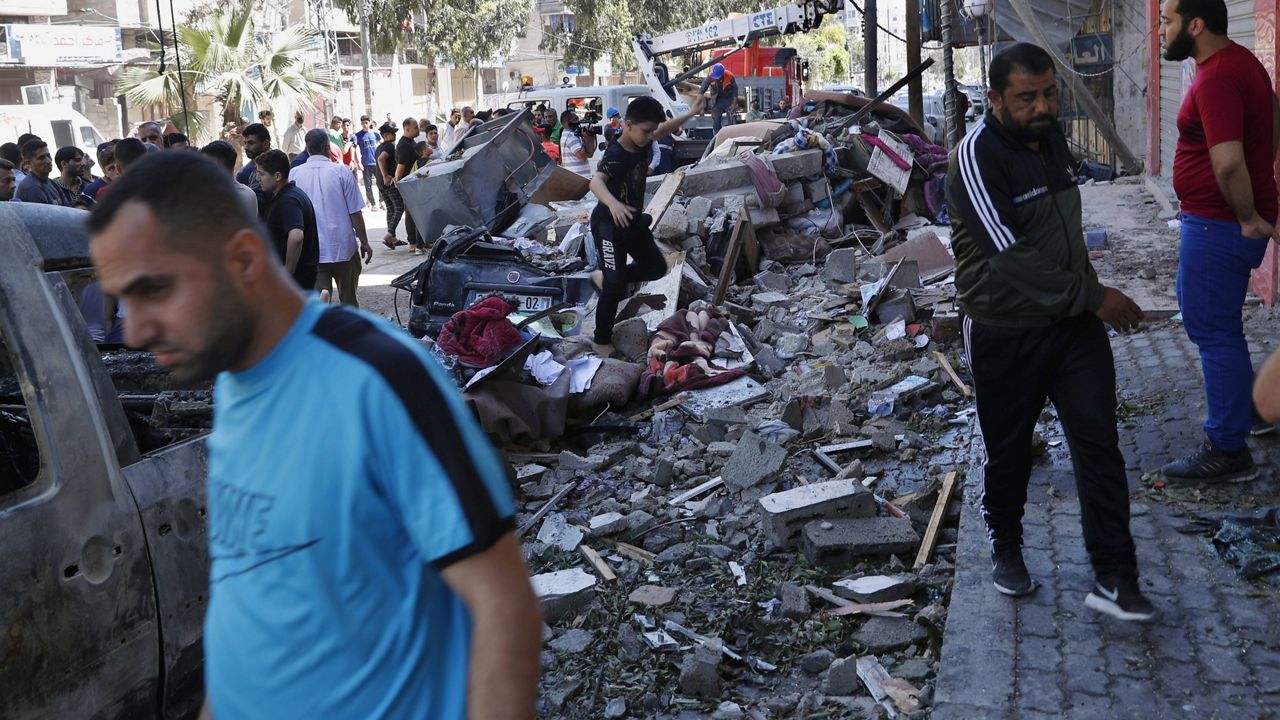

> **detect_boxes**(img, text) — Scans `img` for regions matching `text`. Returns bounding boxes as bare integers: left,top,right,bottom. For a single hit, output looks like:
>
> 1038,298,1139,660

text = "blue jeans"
1176,213,1268,451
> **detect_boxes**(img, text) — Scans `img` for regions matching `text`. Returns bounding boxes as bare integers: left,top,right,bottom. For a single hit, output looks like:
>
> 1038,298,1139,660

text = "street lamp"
962,0,993,94
358,0,374,119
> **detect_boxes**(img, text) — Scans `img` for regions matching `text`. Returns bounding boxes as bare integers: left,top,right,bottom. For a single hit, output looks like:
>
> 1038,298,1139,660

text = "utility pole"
905,0,922,126
941,0,960,147
358,0,374,119
862,0,877,95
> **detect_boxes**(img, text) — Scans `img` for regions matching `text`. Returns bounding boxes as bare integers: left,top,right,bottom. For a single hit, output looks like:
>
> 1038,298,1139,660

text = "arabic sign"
1,24,123,67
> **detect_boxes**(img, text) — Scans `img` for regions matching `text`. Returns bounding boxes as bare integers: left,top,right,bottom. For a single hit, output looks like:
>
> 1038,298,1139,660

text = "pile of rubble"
394,97,979,717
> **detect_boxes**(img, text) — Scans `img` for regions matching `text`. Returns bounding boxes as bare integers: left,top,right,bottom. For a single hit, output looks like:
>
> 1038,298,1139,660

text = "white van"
489,85,654,160
0,105,107,158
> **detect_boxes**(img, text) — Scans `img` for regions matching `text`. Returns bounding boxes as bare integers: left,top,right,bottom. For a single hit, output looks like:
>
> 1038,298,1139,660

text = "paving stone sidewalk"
933,323,1280,719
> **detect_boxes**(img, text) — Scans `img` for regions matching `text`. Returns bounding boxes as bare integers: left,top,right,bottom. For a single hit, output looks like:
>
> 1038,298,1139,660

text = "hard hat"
710,63,726,79
607,107,620,118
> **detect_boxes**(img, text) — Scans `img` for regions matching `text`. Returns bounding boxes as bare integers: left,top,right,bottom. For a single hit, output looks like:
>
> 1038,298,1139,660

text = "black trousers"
965,312,1138,580
381,182,404,235
590,211,665,345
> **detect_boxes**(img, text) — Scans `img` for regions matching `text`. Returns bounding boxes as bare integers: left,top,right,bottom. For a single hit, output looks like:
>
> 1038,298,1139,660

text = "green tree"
774,18,854,86
117,3,337,139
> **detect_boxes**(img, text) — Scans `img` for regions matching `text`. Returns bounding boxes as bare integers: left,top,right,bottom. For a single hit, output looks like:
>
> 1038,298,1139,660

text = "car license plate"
512,294,553,313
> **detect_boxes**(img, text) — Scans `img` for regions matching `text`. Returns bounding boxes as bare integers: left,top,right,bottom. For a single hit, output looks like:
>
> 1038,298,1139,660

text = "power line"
845,0,909,44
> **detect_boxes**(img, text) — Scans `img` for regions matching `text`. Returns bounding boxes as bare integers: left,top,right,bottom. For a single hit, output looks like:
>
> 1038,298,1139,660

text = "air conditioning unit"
20,84,50,105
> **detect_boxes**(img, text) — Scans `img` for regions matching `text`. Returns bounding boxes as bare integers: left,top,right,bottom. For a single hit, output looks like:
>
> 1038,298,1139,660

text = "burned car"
0,203,210,719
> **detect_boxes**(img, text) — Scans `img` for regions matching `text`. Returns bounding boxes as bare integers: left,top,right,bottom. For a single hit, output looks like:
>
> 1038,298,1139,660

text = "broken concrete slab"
799,649,835,674
678,641,723,699
833,574,920,603
823,247,860,284
549,628,594,654
851,616,929,654
646,148,824,197
750,291,791,309
779,582,811,620
536,513,585,552
800,517,921,567
530,568,598,622
754,270,792,292
629,584,678,607
824,655,860,695
757,480,877,548
588,511,627,536
722,431,788,490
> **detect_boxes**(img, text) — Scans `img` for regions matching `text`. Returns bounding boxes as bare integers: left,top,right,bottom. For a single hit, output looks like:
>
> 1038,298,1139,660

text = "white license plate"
512,294,553,313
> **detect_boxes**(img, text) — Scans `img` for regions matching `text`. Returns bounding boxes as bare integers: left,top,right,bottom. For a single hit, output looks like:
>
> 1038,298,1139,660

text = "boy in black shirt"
255,149,320,290
589,95,704,355
375,123,403,249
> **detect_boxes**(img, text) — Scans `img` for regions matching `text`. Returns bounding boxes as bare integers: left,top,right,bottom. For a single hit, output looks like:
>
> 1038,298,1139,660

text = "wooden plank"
627,392,694,422
913,471,958,570
805,585,907,618
856,655,922,715
645,166,687,230
668,476,725,506
713,214,748,306
609,540,656,565
824,599,912,618
740,219,760,275
818,439,876,454
932,351,971,398
579,545,617,583
516,481,578,536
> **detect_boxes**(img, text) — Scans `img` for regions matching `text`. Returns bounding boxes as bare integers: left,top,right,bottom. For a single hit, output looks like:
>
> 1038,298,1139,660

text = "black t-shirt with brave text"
375,140,396,183
395,136,419,174
264,182,320,290
591,140,650,224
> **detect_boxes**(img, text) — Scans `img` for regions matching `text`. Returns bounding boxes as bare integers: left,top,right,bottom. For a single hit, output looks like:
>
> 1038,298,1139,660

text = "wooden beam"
579,545,617,582
933,351,970,398
913,471,958,570
714,214,748,306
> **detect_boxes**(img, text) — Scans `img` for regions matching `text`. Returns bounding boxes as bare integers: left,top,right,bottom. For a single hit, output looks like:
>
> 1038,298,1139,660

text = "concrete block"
782,182,805,205
873,288,917,324
588,511,628,536
679,642,723,698
531,568,598,622
628,584,678,607
804,177,830,201
748,206,781,227
723,431,787,490
754,346,786,378
851,616,929,654
800,516,920,567
753,270,791,292
823,247,860,284
833,574,919,603
645,149,824,197
750,291,791,308
757,480,876,548
824,655,860,695
655,204,689,240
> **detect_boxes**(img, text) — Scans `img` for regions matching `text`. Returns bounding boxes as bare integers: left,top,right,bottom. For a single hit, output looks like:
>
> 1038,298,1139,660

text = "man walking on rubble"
1159,0,1280,483
699,63,738,136
88,151,542,720
947,43,1157,622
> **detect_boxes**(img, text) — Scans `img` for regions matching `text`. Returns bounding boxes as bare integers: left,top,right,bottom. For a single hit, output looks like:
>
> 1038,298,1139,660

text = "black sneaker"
1085,575,1159,622
1162,441,1257,483
992,547,1037,597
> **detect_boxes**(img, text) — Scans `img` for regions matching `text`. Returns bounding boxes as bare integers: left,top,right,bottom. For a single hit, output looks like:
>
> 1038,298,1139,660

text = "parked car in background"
0,105,107,158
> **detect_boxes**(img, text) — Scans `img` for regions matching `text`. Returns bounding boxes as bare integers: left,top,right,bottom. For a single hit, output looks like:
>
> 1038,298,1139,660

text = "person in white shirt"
288,130,372,306
440,108,464,151
281,111,307,158
558,110,595,177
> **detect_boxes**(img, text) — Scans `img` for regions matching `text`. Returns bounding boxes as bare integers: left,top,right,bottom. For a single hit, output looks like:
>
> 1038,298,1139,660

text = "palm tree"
117,4,337,140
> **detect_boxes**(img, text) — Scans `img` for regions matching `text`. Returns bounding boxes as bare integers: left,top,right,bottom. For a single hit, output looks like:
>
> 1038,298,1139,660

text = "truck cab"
0,203,210,719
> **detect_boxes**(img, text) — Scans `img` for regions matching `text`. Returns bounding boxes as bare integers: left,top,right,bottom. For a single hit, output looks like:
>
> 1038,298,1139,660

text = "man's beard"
999,107,1057,142
1164,26,1196,61
159,272,255,383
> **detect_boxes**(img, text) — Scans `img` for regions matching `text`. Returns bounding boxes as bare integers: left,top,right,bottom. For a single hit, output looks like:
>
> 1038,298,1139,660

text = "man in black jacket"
947,43,1156,622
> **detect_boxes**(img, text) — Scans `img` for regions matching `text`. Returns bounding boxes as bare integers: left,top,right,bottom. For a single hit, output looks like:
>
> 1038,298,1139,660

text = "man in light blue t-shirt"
88,151,542,719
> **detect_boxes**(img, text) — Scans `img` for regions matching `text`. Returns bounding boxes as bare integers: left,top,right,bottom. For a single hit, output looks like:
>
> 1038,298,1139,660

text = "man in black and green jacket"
947,43,1156,622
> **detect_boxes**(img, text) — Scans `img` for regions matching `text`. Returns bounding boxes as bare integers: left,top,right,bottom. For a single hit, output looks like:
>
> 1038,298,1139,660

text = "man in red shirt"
1162,0,1280,482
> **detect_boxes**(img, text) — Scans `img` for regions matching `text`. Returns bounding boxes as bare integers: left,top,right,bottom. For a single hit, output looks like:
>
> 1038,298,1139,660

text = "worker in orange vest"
699,63,739,135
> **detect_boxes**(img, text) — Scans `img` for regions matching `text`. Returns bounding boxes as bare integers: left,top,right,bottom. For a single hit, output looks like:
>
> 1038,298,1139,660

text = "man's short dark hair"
114,138,147,170
304,128,330,155
21,140,47,161
96,140,118,166
0,143,20,165
0,159,15,172
424,124,438,135
259,109,273,120
559,109,578,127
243,123,271,143
164,132,189,148
87,151,259,255
989,42,1056,94
199,140,238,173
54,146,82,169
360,115,370,122
1174,0,1228,34
16,133,40,148
402,117,417,128
626,96,666,124
255,149,291,179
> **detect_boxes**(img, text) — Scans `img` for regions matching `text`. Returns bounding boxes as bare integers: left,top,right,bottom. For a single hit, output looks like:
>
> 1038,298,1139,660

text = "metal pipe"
863,0,878,95
359,0,374,119
942,0,961,147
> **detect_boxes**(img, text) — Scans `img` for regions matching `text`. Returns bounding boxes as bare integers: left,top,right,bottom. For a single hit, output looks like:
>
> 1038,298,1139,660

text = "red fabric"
436,296,524,368
541,140,561,162
1174,42,1278,223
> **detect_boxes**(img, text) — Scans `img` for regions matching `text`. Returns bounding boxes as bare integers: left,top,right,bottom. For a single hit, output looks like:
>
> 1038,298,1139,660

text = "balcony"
338,53,395,69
